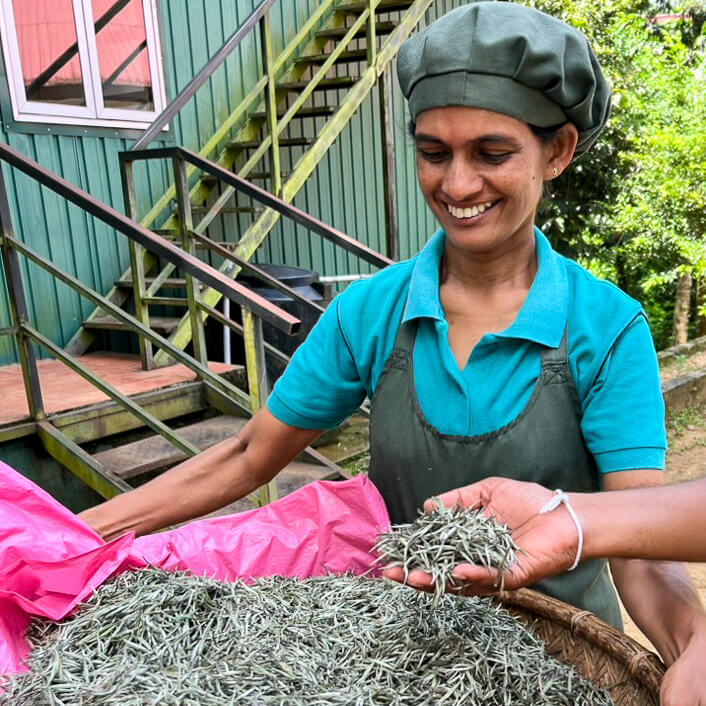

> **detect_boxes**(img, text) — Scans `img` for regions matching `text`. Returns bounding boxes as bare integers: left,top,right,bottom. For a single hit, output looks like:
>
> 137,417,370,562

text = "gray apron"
368,317,623,629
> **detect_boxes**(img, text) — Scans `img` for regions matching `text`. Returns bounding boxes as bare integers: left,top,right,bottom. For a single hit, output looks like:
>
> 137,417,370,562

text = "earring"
552,167,558,176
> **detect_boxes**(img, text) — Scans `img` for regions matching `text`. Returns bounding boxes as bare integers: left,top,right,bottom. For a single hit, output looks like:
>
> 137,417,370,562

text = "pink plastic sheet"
0,460,389,677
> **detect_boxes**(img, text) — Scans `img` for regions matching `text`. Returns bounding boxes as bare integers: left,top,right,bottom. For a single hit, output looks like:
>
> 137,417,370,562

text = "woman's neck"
440,232,537,292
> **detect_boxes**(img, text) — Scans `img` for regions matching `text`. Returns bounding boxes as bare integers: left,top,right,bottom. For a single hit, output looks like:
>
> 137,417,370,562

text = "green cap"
397,2,611,156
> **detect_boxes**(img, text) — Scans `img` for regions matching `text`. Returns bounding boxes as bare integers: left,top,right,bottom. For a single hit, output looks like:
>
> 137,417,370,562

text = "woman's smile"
445,199,501,222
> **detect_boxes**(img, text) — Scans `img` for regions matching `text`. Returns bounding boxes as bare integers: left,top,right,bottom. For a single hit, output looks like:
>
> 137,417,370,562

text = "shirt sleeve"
266,295,367,429
580,313,667,473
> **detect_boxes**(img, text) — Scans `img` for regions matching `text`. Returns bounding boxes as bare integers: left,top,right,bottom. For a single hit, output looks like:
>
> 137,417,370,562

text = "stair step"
92,416,338,502
115,277,188,289
336,0,414,12
294,49,368,65
201,460,342,518
278,76,356,92
199,171,291,186
191,206,265,214
93,415,249,479
83,314,181,335
316,20,397,39
229,137,313,150
251,106,336,120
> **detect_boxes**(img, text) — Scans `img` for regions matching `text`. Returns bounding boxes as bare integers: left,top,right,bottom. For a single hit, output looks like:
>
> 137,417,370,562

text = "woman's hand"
383,477,581,594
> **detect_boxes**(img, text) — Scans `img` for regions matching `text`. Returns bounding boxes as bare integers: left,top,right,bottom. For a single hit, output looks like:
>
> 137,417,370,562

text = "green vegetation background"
525,0,706,349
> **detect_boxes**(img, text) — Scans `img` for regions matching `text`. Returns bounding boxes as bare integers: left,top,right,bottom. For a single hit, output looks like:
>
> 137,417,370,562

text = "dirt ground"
620,403,706,650
660,350,706,383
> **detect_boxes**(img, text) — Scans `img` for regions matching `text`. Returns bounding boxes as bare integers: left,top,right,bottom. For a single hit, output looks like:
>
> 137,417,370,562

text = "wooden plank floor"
0,352,235,426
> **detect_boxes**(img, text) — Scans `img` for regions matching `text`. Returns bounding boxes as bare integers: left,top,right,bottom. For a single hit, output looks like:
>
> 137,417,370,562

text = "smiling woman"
77,4,706,702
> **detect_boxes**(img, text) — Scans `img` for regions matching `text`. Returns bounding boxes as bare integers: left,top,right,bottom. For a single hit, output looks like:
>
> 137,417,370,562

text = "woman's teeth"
447,201,495,219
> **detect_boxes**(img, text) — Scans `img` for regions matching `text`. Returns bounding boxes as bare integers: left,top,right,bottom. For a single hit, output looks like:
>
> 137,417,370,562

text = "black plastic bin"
238,264,327,383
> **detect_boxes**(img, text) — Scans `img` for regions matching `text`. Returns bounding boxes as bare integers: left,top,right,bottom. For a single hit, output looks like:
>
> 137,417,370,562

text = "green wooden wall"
0,0,464,366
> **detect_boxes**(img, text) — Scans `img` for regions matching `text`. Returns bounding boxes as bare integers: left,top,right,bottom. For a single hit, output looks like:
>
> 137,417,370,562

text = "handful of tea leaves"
374,499,517,597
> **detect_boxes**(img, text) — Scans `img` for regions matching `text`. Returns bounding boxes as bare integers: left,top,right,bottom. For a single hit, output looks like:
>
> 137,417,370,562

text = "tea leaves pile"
0,570,613,706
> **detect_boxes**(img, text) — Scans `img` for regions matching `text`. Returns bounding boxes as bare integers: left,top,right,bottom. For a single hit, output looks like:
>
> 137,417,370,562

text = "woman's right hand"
384,477,582,594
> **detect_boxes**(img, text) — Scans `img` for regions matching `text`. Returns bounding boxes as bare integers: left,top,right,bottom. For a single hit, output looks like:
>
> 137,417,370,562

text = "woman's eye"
481,152,511,164
418,149,448,162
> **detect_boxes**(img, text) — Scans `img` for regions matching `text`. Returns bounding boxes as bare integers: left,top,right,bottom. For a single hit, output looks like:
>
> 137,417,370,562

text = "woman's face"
414,106,553,256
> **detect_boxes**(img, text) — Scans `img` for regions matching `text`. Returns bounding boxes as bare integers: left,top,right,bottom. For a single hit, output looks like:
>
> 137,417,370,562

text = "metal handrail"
121,146,394,270
131,0,278,151
0,142,299,335
0,142,292,500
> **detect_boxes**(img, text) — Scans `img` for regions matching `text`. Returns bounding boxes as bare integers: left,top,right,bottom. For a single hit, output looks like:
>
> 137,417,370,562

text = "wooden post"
379,68,398,260
260,12,281,196
172,156,207,365
242,307,278,504
0,167,45,419
120,159,154,369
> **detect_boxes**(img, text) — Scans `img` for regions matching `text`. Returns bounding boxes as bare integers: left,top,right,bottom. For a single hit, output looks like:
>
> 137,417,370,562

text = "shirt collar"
403,226,568,348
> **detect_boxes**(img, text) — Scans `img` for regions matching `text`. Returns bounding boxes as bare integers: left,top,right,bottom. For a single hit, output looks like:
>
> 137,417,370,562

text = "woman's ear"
545,123,579,179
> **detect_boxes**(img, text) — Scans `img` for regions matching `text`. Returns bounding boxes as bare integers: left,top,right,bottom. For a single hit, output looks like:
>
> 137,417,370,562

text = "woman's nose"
441,157,484,202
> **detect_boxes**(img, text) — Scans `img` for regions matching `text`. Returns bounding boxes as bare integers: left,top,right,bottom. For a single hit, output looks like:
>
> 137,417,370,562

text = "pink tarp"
0,461,390,677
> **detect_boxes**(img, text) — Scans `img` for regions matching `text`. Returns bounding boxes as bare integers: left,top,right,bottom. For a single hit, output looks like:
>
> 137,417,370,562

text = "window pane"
12,0,87,105
91,0,154,111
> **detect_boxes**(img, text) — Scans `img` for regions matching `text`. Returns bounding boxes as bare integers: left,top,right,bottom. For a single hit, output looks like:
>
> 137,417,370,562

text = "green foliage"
522,0,706,348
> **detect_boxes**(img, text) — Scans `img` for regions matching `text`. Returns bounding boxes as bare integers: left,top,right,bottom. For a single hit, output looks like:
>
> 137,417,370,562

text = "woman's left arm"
604,470,706,706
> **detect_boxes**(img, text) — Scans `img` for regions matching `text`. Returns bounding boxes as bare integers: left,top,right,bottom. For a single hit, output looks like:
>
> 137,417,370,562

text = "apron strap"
540,324,569,366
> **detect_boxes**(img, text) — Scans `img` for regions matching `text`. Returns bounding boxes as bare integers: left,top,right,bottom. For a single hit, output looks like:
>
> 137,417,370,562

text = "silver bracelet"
538,489,583,571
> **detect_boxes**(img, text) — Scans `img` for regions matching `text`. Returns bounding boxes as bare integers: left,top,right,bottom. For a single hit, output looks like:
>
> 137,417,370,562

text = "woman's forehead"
415,107,532,142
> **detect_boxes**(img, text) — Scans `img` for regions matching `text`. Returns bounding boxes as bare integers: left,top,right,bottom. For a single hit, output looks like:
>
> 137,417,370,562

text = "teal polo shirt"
268,228,666,473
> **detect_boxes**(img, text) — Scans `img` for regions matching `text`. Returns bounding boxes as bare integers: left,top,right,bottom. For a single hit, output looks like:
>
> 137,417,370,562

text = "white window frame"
0,0,167,130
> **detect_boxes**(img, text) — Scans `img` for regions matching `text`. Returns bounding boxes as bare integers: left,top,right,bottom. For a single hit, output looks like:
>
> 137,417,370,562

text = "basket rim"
498,587,665,693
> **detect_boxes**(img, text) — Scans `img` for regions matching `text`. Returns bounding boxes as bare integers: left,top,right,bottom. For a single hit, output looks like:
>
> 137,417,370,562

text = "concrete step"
200,460,342,518
93,414,249,479
92,414,341,509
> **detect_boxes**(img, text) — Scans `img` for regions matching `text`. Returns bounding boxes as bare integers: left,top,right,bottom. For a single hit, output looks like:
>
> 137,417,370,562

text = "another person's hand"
383,477,581,594
659,619,706,706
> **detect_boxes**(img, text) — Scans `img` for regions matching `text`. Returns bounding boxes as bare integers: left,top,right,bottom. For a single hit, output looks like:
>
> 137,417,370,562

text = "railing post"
378,68,398,260
172,155,207,366
242,306,278,505
260,11,281,196
120,159,154,369
0,165,45,419
367,0,377,66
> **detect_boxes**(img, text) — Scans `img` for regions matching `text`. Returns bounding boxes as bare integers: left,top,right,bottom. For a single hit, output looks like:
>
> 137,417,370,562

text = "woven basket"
498,588,665,705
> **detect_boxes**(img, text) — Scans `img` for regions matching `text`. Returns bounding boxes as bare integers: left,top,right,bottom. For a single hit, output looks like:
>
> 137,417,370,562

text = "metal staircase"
65,0,430,368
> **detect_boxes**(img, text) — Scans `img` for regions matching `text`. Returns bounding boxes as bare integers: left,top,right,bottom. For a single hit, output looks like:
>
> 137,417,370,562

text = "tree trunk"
696,277,706,338
672,272,693,345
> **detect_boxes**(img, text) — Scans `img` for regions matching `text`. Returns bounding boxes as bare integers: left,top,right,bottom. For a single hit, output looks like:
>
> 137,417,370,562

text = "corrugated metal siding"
0,0,464,365
0,132,135,363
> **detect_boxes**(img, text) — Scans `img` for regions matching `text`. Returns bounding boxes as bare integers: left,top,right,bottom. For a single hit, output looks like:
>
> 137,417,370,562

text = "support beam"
243,308,278,505
23,324,201,458
37,421,131,499
379,68,399,260
0,167,45,420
